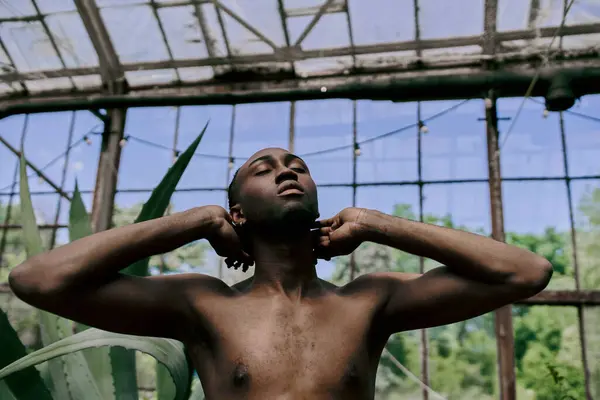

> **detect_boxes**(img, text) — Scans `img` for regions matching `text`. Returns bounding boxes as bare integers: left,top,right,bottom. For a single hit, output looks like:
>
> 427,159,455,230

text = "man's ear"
230,205,246,225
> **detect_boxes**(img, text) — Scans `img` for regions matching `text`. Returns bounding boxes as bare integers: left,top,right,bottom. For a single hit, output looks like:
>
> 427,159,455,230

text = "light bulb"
320,86,327,93
420,124,429,134
119,138,127,147
484,98,493,109
353,143,361,157
84,136,92,145
543,109,549,118
37,176,44,185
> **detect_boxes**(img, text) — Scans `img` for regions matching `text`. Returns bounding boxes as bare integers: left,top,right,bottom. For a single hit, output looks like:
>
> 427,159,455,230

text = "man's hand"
314,207,369,260
204,206,254,272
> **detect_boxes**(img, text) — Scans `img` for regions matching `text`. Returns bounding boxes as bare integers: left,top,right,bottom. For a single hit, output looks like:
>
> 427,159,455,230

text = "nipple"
233,363,250,387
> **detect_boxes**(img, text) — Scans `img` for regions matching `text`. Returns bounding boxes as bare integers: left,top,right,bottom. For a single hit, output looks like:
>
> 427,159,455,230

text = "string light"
320,86,327,93
353,143,361,157
543,108,549,118
119,135,129,148
84,135,92,145
228,156,235,169
418,121,429,134
484,98,493,109
37,175,44,185
172,150,180,165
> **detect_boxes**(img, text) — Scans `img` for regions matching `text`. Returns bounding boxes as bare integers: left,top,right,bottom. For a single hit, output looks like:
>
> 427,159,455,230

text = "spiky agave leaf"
19,154,102,400
69,183,115,400
114,124,208,399
0,329,191,400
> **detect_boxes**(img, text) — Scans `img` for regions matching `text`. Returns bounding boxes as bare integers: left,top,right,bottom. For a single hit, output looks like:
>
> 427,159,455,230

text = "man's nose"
275,166,298,184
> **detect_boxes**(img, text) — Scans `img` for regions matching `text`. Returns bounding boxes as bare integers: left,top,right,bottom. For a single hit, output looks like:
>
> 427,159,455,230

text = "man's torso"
183,278,389,400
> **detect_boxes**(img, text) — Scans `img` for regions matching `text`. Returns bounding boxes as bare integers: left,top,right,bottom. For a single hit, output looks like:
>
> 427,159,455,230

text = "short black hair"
227,167,242,210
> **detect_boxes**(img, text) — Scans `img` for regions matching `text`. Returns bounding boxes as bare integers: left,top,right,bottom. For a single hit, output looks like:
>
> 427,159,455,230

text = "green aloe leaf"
20,155,103,400
114,124,207,399
0,329,191,400
69,183,116,400
0,308,52,400
188,378,205,400
124,122,208,277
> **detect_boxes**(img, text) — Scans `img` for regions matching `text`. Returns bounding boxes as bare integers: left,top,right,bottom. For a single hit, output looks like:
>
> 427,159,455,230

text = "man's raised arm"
355,209,553,333
8,205,248,339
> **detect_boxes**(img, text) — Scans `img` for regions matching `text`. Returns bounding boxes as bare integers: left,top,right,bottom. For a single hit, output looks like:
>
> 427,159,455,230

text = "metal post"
349,100,358,281
90,108,126,233
485,91,516,400
417,102,429,400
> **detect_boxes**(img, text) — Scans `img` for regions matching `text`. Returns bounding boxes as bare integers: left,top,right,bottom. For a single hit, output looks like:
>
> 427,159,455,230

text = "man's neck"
249,229,321,300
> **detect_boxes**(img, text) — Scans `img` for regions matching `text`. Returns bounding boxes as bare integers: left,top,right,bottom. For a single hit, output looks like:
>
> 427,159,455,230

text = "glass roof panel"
349,0,415,45
158,5,209,60
177,66,214,82
35,0,77,14
96,0,147,7
125,68,177,87
220,0,286,47
0,21,63,72
72,74,102,90
198,3,232,57
288,12,350,50
419,0,485,39
567,0,600,25
0,1,36,18
221,12,274,55
25,77,72,92
45,12,99,68
100,4,169,63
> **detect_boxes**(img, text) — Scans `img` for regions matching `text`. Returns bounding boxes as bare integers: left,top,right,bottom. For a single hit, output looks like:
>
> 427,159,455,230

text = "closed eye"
291,167,306,173
255,169,271,176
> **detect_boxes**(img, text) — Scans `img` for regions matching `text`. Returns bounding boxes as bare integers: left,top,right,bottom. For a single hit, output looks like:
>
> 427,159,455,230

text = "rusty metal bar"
0,38,26,92
559,111,593,399
285,1,345,17
90,108,126,233
349,100,358,281
50,111,77,249
0,135,71,200
416,101,429,400
528,0,541,29
1,224,69,230
343,0,356,68
413,0,422,58
293,0,337,46
5,61,600,116
288,101,296,153
483,0,498,55
73,0,123,86
172,107,181,164
194,0,230,73
0,115,28,269
220,104,237,279
485,91,516,400
517,290,600,306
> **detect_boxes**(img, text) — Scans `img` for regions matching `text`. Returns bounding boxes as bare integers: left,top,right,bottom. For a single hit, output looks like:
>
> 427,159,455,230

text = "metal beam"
73,0,123,87
285,1,345,18
293,0,337,46
2,21,600,83
213,1,279,50
485,91,516,400
483,0,498,55
3,60,600,116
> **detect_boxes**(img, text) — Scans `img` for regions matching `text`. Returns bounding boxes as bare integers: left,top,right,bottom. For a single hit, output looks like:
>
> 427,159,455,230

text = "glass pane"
583,306,600,399
348,0,414,45
178,105,232,190
571,180,600,290
295,100,353,185
564,95,600,177
419,0,484,39
316,186,352,281
101,5,169,63
356,100,418,183
287,13,350,50
119,107,177,190
158,5,209,60
498,98,565,178
503,181,574,290
45,12,99,68
0,22,63,72
513,305,585,399
421,100,487,181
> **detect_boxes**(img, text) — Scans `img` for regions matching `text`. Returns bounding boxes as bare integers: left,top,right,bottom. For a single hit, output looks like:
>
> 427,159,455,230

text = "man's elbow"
513,257,553,296
8,258,64,302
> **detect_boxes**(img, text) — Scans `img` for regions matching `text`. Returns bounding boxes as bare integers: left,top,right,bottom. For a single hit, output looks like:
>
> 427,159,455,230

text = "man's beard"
251,205,318,238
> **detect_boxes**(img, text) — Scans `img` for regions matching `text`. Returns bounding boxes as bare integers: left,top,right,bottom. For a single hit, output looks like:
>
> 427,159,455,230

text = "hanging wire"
498,0,577,151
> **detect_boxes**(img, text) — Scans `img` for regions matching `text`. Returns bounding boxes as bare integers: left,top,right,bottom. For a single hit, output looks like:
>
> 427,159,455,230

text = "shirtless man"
9,147,552,400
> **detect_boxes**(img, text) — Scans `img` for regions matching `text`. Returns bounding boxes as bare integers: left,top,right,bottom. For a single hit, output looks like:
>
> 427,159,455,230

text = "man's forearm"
359,209,552,286
9,207,214,293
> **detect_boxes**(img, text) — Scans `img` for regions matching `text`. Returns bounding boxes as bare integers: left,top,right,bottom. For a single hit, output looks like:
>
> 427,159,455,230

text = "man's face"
232,148,319,229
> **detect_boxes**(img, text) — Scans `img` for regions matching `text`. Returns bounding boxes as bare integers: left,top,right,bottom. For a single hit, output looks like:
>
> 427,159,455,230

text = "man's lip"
278,188,304,196
277,182,304,195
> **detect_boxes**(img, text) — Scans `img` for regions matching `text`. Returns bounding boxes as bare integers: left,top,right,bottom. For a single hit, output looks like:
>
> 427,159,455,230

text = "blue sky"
2,94,600,281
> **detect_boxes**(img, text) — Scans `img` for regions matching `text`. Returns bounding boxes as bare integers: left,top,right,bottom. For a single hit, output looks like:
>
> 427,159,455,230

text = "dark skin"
9,147,553,400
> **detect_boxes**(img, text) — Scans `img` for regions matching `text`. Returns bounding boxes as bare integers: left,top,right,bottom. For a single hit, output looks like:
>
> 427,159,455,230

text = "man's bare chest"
187,293,382,392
